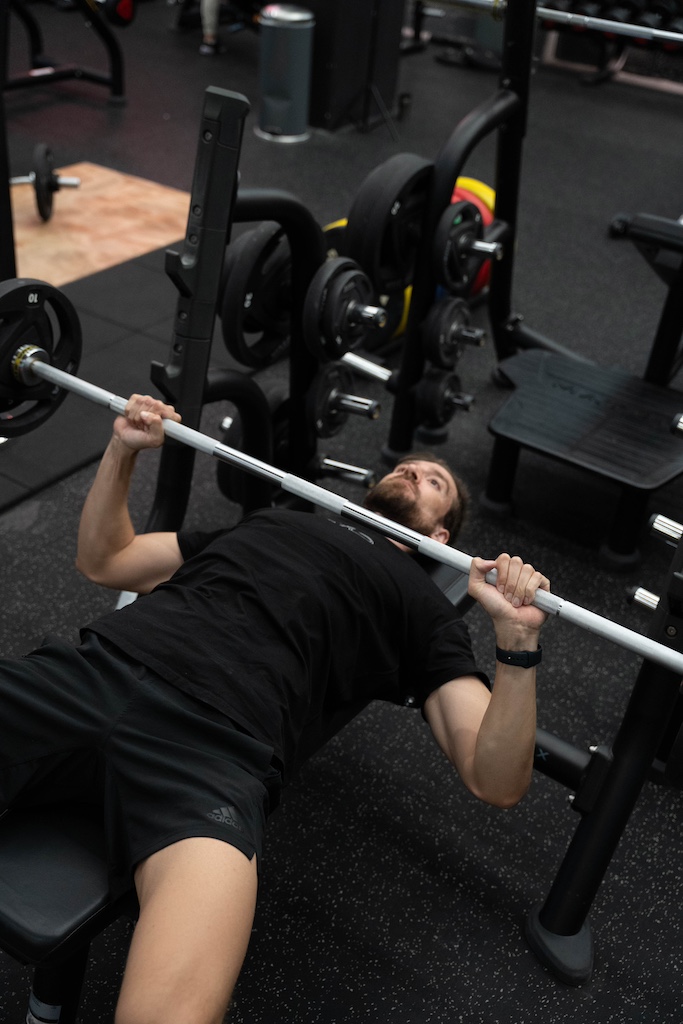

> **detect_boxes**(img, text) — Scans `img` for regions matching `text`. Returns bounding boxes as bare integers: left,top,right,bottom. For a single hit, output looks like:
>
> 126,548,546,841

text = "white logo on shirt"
328,518,375,545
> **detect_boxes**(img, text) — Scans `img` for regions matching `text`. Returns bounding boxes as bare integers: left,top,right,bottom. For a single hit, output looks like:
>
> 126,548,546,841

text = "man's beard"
363,477,436,537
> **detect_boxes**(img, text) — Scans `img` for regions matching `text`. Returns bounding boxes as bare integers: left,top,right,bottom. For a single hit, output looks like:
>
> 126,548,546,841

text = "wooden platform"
10,163,190,286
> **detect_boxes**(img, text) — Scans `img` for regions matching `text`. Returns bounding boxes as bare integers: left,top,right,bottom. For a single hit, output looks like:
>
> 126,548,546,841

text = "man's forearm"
470,662,537,807
76,436,139,578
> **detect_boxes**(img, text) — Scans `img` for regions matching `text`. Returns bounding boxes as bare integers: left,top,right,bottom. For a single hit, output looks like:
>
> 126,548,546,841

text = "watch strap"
495,645,542,669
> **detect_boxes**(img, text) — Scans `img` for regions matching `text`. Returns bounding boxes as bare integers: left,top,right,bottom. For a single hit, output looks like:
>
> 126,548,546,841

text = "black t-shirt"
86,509,486,769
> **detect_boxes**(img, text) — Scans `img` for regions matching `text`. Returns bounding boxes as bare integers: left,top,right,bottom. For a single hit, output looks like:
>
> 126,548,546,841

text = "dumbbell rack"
406,0,683,51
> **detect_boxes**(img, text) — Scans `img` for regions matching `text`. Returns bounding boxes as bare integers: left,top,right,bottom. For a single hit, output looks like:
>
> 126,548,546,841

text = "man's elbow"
75,554,115,588
467,775,532,810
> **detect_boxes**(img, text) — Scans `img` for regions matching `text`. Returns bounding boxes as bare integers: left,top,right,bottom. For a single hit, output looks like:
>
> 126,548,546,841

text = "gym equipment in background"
9,144,81,222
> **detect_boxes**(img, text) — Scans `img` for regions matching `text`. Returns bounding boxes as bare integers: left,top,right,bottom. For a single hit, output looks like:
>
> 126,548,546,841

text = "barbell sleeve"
13,346,683,678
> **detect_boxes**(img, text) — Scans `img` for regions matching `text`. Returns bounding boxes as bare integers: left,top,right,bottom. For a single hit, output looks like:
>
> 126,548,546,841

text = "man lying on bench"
0,394,550,1024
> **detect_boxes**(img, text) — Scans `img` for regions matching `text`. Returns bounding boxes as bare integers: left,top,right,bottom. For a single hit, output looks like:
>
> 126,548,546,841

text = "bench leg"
29,944,90,1024
599,485,651,570
481,436,520,514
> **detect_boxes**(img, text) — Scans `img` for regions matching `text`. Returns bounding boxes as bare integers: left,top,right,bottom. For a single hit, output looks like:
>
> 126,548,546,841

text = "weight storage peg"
303,257,388,361
650,513,683,546
10,144,81,223
306,361,381,438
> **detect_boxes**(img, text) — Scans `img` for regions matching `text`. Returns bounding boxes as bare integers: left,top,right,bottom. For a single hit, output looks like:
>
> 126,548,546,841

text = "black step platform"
484,350,683,566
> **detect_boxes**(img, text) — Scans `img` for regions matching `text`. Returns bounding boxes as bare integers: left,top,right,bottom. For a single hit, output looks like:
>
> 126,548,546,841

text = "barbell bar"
10,342,683,678
450,0,683,45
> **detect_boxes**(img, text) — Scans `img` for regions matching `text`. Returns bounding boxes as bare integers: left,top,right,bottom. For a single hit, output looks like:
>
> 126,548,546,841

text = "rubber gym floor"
2,3,683,1021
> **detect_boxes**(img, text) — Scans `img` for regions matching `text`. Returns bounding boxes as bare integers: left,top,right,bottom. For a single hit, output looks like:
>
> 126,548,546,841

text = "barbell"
6,338,683,677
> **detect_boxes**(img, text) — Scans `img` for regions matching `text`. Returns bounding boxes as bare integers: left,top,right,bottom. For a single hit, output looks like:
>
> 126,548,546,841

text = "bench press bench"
0,562,473,1024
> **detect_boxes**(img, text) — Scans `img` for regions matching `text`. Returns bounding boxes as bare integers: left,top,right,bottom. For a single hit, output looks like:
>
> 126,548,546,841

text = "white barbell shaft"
21,354,683,677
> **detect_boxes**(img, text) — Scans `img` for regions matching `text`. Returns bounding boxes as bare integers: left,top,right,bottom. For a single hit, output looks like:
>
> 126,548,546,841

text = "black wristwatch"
495,645,542,669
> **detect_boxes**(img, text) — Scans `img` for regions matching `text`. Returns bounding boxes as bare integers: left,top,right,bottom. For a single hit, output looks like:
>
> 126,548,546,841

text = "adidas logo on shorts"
207,805,244,832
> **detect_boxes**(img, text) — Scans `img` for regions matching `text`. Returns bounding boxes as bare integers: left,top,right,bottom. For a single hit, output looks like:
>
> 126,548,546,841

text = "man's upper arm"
79,532,184,594
423,676,492,784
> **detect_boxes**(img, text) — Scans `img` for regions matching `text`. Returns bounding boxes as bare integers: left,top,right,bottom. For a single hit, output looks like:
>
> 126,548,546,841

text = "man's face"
363,459,457,544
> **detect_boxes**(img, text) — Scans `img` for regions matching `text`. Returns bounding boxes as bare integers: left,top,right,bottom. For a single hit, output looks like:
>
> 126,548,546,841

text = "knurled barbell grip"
14,347,683,677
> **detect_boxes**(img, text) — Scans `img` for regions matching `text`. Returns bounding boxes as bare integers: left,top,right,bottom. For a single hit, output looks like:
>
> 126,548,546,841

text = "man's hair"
395,451,470,545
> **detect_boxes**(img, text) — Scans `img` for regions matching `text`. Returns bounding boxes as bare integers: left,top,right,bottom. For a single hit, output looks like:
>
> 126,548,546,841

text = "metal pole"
13,347,683,678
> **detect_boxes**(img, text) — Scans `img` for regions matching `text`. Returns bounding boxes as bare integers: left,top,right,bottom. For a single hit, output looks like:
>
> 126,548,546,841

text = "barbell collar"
12,347,683,678
9,174,36,186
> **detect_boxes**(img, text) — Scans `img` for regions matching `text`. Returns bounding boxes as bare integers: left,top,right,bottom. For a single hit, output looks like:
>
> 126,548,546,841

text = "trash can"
255,4,314,143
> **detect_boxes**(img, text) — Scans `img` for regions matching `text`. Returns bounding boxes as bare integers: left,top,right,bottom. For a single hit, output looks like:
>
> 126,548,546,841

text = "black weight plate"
433,200,484,294
303,257,378,362
342,153,433,295
306,361,355,438
33,143,56,223
219,222,291,369
416,367,463,429
216,385,289,506
422,296,471,369
0,278,82,437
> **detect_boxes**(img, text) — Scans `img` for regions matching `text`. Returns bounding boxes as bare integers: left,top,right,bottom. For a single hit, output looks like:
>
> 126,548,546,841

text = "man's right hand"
113,394,182,453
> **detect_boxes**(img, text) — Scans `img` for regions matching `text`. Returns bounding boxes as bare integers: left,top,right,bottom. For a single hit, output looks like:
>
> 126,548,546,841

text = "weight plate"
433,200,484,295
216,385,288,506
104,0,136,27
422,297,472,369
33,143,56,223
303,257,379,361
452,186,494,227
453,189,493,296
342,153,433,295
0,278,82,437
306,361,355,438
455,176,496,214
219,222,291,369
416,367,464,429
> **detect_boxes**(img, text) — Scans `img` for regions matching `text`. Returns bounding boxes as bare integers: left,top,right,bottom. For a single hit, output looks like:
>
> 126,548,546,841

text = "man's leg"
115,837,258,1024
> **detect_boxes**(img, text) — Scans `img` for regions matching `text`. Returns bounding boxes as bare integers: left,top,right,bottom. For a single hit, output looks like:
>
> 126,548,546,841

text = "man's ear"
430,524,450,545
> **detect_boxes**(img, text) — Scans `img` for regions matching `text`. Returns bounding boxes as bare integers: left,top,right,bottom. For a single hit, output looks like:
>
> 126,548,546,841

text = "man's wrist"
495,645,542,669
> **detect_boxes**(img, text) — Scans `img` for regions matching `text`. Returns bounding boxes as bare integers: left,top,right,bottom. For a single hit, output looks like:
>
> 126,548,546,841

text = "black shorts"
0,632,282,889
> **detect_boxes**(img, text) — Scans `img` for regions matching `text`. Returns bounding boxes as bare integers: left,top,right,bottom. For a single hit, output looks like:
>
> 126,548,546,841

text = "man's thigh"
116,837,258,1024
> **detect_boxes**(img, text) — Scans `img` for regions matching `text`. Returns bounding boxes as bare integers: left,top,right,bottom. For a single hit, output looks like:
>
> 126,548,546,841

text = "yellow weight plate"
456,176,495,213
